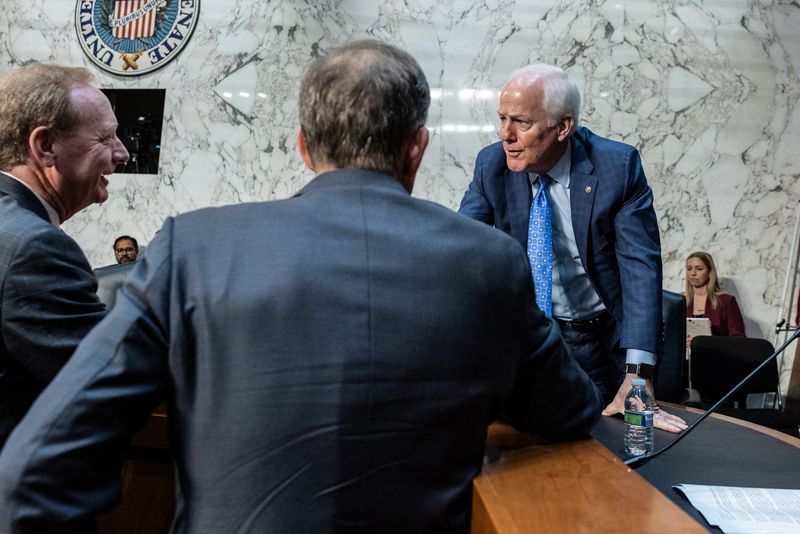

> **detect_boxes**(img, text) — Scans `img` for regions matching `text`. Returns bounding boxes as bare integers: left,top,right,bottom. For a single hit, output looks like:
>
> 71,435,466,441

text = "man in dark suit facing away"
0,64,129,447
0,41,600,533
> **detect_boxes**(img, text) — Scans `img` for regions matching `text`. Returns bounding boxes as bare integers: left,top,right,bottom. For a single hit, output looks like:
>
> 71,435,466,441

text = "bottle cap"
631,378,646,387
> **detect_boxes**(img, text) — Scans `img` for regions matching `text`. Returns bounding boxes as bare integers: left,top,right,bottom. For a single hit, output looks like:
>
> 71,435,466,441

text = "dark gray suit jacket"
0,169,600,533
459,128,663,354
0,172,106,447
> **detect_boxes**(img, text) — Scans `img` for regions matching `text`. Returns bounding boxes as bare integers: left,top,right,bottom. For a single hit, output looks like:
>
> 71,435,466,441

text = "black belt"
555,311,614,334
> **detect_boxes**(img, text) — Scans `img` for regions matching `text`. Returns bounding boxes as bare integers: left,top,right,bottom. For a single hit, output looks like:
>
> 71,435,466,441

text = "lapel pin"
584,186,592,193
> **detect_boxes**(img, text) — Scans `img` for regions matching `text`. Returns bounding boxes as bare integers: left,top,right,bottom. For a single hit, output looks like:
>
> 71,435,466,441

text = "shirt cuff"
626,349,656,366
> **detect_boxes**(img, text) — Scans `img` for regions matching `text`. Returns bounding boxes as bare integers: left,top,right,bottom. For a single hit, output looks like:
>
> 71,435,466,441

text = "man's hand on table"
602,373,688,433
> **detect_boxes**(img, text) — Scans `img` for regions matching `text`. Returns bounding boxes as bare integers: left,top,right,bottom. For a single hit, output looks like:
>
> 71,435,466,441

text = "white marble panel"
2,0,800,388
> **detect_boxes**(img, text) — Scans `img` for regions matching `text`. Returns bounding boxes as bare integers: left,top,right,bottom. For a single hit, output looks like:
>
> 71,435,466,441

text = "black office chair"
689,335,799,437
654,290,686,403
93,261,137,310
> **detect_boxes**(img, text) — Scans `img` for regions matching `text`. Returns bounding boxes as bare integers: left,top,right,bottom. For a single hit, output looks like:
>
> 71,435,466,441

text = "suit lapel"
505,168,532,248
0,172,51,222
569,138,597,265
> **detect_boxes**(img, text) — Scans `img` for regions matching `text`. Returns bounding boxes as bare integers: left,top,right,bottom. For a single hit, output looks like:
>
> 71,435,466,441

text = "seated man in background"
113,235,139,264
94,236,143,309
0,41,601,533
0,64,128,448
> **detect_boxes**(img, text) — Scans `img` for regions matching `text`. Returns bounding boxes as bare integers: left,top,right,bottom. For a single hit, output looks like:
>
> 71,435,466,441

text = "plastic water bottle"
624,378,654,456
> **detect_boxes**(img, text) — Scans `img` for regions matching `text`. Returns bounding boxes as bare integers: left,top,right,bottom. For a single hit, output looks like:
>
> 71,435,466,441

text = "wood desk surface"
117,405,798,533
472,423,707,534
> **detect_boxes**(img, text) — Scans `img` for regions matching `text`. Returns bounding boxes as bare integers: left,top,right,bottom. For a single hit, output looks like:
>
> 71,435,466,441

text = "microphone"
624,327,800,468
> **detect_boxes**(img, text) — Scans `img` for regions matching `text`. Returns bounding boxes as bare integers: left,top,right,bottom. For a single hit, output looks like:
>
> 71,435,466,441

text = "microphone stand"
624,327,800,468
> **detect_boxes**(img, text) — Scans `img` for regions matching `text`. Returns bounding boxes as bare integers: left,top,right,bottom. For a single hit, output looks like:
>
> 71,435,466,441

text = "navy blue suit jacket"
0,169,600,533
0,172,105,447
459,127,663,354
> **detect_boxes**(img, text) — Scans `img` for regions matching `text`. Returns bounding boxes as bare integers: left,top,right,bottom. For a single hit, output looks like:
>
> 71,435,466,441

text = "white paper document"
686,317,712,338
673,484,800,533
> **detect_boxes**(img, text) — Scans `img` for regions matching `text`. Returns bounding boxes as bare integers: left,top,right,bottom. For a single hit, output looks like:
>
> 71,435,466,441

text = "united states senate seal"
75,0,200,76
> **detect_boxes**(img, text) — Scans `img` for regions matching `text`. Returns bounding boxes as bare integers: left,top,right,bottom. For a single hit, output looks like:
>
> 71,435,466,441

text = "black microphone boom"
624,327,800,468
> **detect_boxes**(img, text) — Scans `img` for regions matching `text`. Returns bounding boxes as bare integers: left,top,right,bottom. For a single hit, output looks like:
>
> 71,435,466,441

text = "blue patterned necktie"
527,174,553,317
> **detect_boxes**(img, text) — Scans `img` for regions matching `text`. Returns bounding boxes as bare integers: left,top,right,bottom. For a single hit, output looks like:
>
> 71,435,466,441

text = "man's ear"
399,126,429,193
296,128,315,171
556,115,574,142
29,126,57,167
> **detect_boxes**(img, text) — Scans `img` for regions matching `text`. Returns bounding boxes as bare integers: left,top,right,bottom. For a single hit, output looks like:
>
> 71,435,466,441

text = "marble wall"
2,1,799,383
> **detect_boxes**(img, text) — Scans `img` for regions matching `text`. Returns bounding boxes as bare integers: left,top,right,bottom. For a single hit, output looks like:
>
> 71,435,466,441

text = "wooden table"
96,406,174,534
107,415,706,534
102,417,709,534
472,423,706,533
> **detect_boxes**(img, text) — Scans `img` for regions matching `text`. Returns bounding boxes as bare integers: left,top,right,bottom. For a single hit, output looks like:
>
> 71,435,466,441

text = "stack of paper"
674,484,800,533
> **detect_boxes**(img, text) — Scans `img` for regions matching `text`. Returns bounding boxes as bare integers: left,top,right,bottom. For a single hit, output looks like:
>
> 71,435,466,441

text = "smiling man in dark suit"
0,64,129,447
0,42,600,533
459,64,687,432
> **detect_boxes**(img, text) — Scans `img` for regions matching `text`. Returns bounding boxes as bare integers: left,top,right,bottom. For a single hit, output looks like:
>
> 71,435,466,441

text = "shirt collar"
3,171,60,225
529,139,572,188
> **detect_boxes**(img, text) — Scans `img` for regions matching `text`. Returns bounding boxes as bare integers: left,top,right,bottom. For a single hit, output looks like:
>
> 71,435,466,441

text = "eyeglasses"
115,247,136,254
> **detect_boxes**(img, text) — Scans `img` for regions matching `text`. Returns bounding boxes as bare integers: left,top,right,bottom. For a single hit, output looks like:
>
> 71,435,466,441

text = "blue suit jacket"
0,169,600,533
459,127,663,354
0,172,106,446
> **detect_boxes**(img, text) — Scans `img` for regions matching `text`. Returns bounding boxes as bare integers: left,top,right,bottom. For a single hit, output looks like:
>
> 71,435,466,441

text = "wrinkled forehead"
499,76,546,113
503,70,550,93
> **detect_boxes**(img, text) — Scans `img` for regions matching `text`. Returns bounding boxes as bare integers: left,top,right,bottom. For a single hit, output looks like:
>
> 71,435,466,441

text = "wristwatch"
625,362,655,380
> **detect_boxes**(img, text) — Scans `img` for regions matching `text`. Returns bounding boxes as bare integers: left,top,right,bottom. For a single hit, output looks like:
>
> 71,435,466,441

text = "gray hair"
508,64,581,135
298,40,430,175
0,64,94,170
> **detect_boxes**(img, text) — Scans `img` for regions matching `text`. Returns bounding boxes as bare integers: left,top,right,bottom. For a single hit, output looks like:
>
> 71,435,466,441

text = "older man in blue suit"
460,64,686,432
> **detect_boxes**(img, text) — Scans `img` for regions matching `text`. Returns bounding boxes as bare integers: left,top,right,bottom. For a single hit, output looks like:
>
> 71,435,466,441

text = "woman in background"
685,251,746,347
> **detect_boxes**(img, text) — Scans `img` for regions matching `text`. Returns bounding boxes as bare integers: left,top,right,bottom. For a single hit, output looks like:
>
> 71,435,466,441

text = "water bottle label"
624,410,653,427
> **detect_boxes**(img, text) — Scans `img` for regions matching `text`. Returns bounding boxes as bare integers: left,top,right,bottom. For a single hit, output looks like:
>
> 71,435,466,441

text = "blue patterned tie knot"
527,174,554,317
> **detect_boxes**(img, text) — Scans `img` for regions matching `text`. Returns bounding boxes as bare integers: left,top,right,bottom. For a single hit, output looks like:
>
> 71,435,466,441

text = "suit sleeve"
502,250,602,439
612,149,663,354
458,150,494,225
2,226,106,382
0,219,176,533
725,295,746,337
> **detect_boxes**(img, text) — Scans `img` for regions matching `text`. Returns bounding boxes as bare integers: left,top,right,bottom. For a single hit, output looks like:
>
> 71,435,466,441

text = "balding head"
497,64,579,174
297,40,430,188
504,64,581,136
